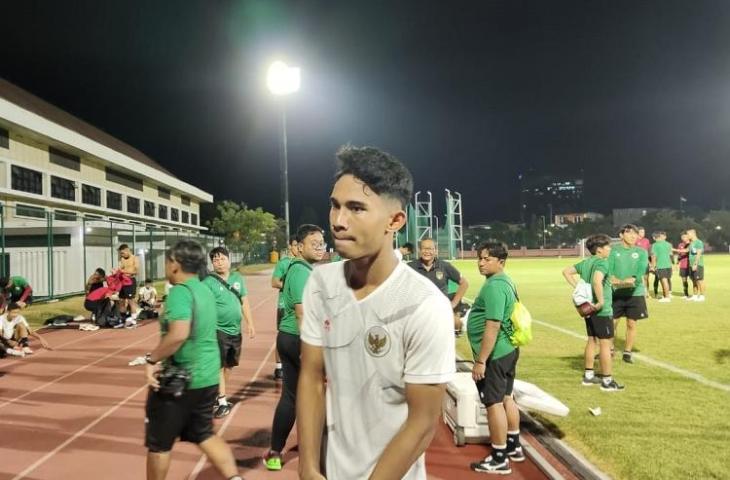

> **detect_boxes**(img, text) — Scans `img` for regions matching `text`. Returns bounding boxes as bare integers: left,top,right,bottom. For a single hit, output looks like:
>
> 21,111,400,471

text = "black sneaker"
600,379,625,392
506,446,526,462
213,403,232,418
274,368,284,380
470,455,511,475
622,352,634,364
581,375,602,386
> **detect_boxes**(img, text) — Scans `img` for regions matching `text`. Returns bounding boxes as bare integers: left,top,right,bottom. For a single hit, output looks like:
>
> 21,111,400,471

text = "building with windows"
0,77,215,297
519,172,584,223
554,212,604,226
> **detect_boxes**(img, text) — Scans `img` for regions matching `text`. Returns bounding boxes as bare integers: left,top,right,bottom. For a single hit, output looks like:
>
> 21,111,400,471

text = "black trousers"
270,331,300,452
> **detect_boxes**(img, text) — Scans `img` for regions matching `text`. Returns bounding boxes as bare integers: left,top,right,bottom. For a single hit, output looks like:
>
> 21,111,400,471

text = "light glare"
267,61,301,96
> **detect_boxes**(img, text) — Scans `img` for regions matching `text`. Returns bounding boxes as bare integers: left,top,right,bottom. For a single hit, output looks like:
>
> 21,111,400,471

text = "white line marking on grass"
0,331,159,410
11,383,148,480
463,297,730,394
187,342,277,480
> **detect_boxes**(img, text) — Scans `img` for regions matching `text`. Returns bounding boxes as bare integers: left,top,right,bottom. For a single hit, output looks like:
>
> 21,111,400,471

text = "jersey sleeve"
236,274,248,296
483,281,508,322
165,285,193,322
272,259,287,279
594,259,609,276
403,295,455,384
636,249,649,278
574,259,585,277
300,270,325,347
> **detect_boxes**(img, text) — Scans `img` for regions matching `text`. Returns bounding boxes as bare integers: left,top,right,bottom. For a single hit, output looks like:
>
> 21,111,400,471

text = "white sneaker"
696,295,705,302
128,356,147,366
658,298,671,303
22,346,33,355
689,295,698,301
6,348,25,357
125,318,137,329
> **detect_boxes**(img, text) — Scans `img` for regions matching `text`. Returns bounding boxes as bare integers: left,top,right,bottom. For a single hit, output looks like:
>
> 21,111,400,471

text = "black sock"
492,445,507,461
507,432,521,450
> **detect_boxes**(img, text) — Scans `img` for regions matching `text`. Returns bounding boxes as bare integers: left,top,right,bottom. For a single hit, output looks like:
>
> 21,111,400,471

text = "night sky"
2,1,730,226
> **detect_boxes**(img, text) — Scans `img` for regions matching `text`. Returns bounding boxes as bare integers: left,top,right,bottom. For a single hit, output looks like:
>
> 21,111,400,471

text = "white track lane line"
187,342,277,480
464,295,730,393
0,328,105,370
12,383,148,480
0,330,159,409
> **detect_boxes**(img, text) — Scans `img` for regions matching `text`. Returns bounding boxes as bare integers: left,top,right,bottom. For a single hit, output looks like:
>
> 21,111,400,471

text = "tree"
208,201,279,261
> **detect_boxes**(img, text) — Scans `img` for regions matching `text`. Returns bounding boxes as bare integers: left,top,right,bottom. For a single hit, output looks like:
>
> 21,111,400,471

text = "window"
171,208,179,222
144,201,155,217
105,167,143,191
0,127,8,149
158,187,170,199
191,213,198,225
82,184,101,206
127,196,140,214
4,234,70,248
11,166,43,194
49,147,81,171
182,211,189,224
181,195,191,206
15,204,46,219
106,191,122,210
158,204,168,219
51,176,76,201
84,214,102,220
54,210,77,221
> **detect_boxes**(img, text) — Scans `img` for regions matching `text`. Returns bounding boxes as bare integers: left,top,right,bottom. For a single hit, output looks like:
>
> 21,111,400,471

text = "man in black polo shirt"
408,238,469,333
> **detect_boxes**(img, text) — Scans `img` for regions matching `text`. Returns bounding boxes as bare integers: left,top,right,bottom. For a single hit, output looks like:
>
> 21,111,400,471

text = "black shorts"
276,307,284,328
476,349,519,407
656,268,672,280
585,315,614,339
680,267,690,278
120,277,137,299
145,384,218,452
217,330,242,368
691,266,705,281
612,295,649,320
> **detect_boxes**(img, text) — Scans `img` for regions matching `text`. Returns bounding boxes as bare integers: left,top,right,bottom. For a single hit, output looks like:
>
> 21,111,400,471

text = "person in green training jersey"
608,224,649,364
468,241,524,475
143,240,241,480
0,276,33,310
264,224,325,471
563,234,624,392
650,231,674,302
271,236,299,380
687,228,706,301
204,246,255,419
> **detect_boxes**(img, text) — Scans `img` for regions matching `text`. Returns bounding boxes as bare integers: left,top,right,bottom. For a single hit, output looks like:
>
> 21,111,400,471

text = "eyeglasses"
311,243,327,250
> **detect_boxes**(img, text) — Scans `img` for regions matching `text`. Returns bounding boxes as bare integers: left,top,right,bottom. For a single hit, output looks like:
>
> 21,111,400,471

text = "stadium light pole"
267,60,301,239
433,215,439,246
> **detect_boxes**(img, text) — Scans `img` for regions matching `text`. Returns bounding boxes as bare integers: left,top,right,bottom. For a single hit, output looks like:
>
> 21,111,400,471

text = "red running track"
0,271,573,479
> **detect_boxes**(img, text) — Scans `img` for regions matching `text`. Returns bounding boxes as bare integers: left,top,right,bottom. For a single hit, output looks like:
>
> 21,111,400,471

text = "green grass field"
453,256,730,480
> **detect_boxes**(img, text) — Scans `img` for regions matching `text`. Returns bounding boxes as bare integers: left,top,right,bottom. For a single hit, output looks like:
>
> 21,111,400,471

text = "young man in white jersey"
297,146,455,480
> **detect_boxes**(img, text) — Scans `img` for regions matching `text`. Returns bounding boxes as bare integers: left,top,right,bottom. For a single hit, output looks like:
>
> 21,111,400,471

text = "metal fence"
0,204,267,300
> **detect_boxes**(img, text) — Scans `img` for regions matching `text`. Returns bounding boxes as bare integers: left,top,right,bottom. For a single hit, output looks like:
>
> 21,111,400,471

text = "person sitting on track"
137,279,160,319
143,239,241,480
0,302,51,356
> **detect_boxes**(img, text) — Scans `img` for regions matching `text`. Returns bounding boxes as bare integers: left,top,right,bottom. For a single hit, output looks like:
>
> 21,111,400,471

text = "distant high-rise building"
519,173,584,223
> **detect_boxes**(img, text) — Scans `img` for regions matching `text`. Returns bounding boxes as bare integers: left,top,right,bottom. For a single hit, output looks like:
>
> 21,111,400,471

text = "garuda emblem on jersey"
365,325,391,357
435,271,444,280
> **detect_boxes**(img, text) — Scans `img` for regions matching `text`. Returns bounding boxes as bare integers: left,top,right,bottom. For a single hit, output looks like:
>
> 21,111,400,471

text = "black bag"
96,300,123,328
157,364,192,397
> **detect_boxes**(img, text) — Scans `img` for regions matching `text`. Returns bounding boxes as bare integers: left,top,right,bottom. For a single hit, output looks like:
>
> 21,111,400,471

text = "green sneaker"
263,450,282,471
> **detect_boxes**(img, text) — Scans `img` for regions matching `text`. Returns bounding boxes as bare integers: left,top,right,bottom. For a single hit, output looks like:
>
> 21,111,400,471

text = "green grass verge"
454,256,730,480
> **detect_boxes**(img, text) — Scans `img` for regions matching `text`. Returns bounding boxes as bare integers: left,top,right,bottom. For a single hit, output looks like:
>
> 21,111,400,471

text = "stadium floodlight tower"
267,60,301,238
445,189,464,260
413,191,433,256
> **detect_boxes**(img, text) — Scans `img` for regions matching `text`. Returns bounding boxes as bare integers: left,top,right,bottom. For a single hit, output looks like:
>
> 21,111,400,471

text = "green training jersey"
574,256,613,317
650,240,673,269
279,259,313,336
7,276,29,298
689,239,704,267
608,244,648,297
163,277,221,389
203,271,247,336
467,272,516,362
273,256,293,308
